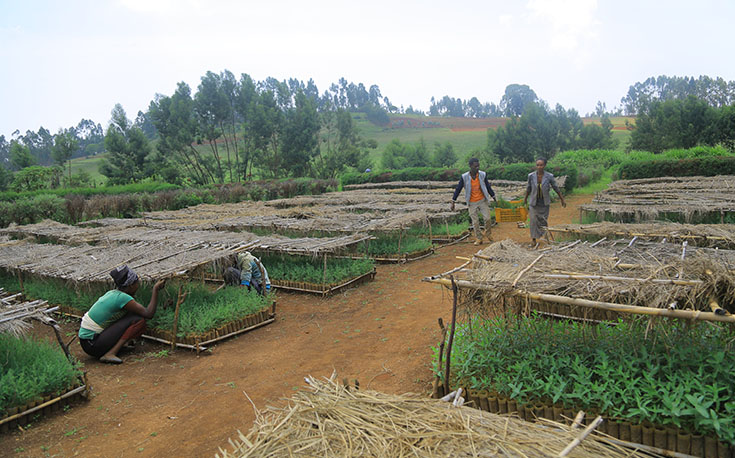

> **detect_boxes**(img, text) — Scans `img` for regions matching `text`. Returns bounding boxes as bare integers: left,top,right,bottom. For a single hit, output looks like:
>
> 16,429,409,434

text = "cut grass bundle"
442,315,735,444
218,374,649,458
0,334,83,415
259,254,374,285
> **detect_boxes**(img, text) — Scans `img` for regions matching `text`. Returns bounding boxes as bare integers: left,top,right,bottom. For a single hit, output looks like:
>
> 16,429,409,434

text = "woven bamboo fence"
217,374,651,458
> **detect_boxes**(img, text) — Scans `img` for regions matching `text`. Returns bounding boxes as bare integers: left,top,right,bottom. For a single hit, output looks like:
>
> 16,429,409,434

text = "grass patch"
406,221,469,237
572,168,616,195
1,334,83,415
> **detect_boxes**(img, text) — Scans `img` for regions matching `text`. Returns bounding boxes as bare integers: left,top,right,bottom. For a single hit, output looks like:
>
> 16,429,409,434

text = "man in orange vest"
451,158,497,245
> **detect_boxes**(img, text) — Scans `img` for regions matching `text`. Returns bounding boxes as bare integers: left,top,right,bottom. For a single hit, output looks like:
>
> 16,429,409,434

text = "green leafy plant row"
441,315,735,443
0,334,83,415
259,255,374,284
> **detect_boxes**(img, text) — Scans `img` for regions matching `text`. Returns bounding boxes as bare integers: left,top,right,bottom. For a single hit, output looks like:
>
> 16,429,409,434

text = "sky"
1,0,734,139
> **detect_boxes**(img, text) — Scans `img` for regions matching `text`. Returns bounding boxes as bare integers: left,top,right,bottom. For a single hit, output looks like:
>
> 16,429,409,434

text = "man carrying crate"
450,158,497,246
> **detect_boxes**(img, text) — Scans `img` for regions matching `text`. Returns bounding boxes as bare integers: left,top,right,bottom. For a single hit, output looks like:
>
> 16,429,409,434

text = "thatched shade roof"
581,175,735,222
548,222,735,249
426,238,735,314
1,220,371,255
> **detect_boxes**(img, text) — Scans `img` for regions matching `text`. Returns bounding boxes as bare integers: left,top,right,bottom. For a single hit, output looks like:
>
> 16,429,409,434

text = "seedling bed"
55,304,276,352
0,332,87,434
271,269,376,295
0,274,275,352
0,377,88,434
370,247,434,263
433,315,735,455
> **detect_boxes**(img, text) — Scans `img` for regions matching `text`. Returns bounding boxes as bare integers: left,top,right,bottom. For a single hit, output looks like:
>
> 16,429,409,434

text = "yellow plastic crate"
495,206,528,223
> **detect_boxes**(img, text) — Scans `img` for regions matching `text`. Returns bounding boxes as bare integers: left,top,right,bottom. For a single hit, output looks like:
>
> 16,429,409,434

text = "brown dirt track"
2,195,591,457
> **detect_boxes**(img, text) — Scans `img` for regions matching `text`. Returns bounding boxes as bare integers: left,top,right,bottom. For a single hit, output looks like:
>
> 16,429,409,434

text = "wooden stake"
443,277,459,395
171,285,185,350
16,269,24,294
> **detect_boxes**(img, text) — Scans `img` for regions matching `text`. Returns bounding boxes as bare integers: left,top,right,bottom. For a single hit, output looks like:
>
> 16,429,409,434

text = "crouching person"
224,251,271,295
78,265,166,364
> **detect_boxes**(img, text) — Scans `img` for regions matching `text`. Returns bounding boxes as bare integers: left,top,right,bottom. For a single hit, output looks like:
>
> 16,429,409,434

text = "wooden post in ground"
171,285,185,350
443,276,459,395
397,228,403,256
322,253,327,297
16,269,24,294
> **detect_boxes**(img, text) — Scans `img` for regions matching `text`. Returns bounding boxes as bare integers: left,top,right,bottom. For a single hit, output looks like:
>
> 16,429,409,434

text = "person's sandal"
100,355,123,364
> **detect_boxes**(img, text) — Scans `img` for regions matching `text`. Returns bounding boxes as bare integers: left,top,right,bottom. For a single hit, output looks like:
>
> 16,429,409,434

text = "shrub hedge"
0,178,337,228
341,164,577,192
618,156,735,180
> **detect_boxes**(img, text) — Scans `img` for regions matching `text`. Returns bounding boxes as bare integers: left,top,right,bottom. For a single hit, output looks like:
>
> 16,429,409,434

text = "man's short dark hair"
468,158,479,166
536,157,548,165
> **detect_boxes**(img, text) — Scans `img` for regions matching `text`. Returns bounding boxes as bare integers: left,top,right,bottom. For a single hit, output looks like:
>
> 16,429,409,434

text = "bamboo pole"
0,384,88,427
558,416,603,457
423,277,735,324
543,273,703,286
512,253,544,287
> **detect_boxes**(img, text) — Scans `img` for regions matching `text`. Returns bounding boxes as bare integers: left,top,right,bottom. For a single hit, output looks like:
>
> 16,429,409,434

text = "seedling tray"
0,375,89,434
271,269,376,295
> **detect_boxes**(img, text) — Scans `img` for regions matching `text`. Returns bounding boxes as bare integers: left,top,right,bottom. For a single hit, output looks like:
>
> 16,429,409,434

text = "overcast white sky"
1,0,734,138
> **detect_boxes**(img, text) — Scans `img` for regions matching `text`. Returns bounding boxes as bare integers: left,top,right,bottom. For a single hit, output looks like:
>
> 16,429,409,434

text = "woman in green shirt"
79,265,165,364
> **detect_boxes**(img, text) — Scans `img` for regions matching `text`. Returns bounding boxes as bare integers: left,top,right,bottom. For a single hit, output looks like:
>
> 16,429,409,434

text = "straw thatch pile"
0,289,53,337
429,239,735,314
581,175,735,222
548,222,735,249
218,375,645,458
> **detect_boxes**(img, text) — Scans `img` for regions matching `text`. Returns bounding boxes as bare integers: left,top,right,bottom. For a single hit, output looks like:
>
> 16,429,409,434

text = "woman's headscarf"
110,265,139,288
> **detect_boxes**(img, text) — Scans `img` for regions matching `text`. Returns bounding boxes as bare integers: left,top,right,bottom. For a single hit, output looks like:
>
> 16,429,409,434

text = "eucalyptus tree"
148,82,215,184
52,128,79,183
281,91,320,177
100,104,152,184
195,71,231,182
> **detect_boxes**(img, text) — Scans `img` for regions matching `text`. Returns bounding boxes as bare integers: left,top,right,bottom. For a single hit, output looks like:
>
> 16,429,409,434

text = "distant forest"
1,73,734,189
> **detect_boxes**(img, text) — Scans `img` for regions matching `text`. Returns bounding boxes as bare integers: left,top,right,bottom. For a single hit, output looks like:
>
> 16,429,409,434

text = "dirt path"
2,195,592,457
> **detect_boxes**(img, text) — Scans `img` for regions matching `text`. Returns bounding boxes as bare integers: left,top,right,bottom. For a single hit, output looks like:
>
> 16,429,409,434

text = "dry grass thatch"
581,175,735,222
217,375,649,458
428,238,735,315
0,289,53,337
548,222,735,249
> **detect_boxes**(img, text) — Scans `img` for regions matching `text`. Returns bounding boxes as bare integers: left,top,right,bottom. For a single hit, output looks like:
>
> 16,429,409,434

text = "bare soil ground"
2,195,591,457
